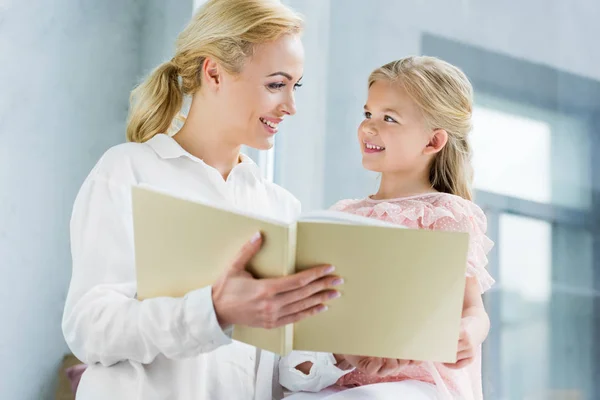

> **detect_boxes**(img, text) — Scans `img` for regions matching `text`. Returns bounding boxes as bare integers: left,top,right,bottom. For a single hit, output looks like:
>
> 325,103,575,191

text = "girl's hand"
443,318,476,369
443,277,491,370
342,355,421,377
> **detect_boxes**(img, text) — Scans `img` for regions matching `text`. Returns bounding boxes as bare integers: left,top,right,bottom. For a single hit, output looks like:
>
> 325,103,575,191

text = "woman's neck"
372,169,437,200
174,94,241,180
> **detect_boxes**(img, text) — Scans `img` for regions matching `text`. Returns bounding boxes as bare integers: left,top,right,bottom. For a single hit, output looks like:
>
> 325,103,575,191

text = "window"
424,35,600,399
472,107,552,205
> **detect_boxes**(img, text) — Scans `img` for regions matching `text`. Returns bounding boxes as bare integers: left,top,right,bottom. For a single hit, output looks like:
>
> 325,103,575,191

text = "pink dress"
331,193,495,400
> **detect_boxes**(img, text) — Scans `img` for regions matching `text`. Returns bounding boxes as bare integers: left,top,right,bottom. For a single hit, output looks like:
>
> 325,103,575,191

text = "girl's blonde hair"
126,0,304,143
369,56,475,201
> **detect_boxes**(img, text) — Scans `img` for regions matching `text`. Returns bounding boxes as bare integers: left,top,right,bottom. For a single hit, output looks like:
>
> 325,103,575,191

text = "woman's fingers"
278,289,341,317
271,303,328,328
228,232,263,273
265,265,337,294
275,275,343,309
254,270,342,328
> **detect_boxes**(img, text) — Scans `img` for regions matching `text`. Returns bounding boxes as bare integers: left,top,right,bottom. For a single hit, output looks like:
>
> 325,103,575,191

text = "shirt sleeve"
62,170,232,367
279,351,353,392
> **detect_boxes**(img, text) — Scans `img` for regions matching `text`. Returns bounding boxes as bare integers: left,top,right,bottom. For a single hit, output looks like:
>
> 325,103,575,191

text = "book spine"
283,222,298,355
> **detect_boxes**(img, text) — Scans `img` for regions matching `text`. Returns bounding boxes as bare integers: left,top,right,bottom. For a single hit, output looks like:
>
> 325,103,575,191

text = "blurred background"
1,0,598,399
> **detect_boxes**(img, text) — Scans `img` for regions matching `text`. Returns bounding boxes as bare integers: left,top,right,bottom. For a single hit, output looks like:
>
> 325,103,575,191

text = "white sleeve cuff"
184,286,232,352
279,351,354,393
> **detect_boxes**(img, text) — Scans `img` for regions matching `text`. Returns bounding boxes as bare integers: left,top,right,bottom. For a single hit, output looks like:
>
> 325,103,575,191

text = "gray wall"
141,0,194,75
0,0,191,398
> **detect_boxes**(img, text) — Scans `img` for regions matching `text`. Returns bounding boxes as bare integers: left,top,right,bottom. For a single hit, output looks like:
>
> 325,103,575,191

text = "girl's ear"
424,129,448,155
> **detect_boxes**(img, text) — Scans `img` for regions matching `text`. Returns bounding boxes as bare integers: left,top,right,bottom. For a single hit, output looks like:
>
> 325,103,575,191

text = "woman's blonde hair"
126,0,304,143
369,56,475,201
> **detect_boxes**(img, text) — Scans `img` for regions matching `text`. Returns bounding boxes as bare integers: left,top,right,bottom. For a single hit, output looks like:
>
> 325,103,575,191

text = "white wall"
0,0,192,398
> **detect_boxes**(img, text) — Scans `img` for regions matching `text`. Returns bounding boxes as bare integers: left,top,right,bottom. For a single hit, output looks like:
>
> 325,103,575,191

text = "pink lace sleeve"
430,200,495,293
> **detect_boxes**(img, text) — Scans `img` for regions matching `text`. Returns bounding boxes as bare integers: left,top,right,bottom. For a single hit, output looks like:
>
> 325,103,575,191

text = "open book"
132,186,469,363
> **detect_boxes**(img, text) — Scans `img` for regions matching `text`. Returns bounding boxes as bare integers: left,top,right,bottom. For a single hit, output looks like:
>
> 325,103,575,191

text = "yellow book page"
293,222,468,363
132,186,295,354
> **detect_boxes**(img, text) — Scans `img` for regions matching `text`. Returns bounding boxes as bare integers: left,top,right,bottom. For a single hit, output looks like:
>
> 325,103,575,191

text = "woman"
62,1,342,399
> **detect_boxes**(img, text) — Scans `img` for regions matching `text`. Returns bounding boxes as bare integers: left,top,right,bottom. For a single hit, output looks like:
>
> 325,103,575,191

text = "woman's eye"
364,111,372,119
293,83,303,91
268,83,286,90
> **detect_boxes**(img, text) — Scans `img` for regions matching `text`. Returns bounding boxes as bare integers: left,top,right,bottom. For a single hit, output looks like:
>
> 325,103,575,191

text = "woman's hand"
212,232,343,329
341,355,421,377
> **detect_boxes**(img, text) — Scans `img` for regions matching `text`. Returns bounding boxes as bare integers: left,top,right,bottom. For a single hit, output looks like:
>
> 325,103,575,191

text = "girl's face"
358,80,444,174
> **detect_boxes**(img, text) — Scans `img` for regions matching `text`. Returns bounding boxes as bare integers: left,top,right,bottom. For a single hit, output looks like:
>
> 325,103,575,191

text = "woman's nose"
279,93,296,116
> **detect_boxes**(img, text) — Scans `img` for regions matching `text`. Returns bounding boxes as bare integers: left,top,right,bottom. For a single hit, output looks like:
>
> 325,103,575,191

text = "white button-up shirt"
62,134,300,400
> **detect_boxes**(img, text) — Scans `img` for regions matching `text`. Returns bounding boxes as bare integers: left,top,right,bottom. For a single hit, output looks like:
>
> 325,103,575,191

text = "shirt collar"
145,133,261,178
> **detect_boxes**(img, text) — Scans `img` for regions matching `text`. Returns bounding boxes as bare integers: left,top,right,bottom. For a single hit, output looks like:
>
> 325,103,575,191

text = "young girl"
280,56,494,400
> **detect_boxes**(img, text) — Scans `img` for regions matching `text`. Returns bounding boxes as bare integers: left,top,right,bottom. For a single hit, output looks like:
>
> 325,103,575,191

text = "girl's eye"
364,111,372,119
384,115,397,123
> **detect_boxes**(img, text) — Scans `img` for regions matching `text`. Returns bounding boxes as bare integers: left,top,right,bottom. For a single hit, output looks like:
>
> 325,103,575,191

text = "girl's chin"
361,159,385,173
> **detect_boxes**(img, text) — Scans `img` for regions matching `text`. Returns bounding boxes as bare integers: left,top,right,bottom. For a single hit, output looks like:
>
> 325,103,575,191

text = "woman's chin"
257,139,274,151
246,137,274,152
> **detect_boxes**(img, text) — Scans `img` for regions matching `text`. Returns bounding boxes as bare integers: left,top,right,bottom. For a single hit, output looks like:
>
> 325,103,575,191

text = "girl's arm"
462,276,490,344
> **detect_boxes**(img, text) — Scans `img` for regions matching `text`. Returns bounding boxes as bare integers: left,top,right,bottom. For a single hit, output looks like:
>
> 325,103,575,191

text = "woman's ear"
424,129,448,156
201,58,222,90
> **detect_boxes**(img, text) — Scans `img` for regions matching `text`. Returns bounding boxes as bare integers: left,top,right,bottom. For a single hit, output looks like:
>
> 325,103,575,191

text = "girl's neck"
372,170,437,201
174,94,241,180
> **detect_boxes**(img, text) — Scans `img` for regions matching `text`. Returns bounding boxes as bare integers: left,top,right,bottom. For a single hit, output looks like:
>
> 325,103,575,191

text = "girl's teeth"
366,143,384,150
